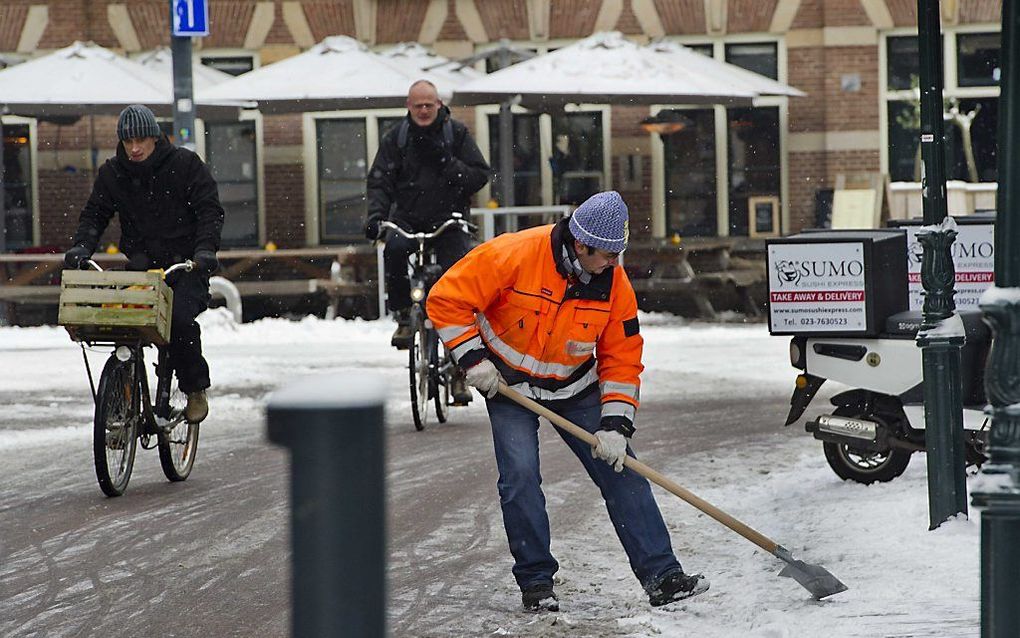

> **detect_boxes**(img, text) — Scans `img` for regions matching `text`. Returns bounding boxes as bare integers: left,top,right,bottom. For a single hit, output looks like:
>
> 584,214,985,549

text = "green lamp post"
915,0,968,530
972,2,1020,636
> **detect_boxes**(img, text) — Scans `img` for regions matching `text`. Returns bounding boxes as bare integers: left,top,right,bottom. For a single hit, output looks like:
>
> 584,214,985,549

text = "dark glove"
415,134,450,166
364,216,383,241
193,249,219,275
64,244,91,270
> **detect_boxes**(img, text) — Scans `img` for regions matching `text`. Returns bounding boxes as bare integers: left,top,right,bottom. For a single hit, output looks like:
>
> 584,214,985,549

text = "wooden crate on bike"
58,270,173,345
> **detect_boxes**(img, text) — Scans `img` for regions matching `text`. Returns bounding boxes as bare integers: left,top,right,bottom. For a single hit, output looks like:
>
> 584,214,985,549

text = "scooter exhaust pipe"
813,415,878,441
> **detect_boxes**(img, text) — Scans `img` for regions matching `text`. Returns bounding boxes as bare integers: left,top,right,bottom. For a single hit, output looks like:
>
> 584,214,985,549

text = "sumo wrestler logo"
775,260,802,285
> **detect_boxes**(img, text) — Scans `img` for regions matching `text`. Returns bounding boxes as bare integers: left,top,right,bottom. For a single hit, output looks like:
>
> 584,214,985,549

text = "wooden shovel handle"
497,384,781,555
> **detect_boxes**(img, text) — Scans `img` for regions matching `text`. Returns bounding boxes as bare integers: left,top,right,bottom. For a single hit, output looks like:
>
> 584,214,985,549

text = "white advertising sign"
903,223,994,310
768,242,867,332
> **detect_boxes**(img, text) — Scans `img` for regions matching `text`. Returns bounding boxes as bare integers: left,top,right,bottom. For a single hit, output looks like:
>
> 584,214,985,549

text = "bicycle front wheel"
409,306,430,431
157,369,200,482
432,336,450,424
94,356,139,497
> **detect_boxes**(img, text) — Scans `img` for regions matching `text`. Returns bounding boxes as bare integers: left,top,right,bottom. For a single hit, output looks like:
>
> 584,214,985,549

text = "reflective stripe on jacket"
426,222,643,427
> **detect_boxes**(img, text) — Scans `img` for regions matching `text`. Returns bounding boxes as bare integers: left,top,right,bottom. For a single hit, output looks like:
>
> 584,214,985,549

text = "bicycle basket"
58,270,173,345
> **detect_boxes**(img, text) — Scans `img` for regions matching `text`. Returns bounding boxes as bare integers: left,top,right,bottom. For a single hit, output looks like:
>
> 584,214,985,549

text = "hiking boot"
648,571,709,607
521,583,559,612
450,369,472,405
391,309,413,350
184,390,209,424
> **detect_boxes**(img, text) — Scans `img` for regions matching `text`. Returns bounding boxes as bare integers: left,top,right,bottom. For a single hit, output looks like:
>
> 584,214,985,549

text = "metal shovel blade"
775,546,848,599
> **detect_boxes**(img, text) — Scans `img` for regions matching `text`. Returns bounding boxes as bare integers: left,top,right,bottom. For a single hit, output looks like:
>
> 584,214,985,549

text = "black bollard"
267,374,387,638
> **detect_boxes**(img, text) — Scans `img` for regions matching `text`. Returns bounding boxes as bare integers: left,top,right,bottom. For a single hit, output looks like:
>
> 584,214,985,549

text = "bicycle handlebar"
379,215,476,242
82,259,194,275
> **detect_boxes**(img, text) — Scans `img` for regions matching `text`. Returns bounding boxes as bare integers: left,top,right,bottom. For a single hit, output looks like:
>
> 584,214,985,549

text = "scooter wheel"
822,440,911,484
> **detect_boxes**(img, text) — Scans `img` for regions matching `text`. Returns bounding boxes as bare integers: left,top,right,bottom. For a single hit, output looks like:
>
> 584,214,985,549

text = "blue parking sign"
173,0,209,36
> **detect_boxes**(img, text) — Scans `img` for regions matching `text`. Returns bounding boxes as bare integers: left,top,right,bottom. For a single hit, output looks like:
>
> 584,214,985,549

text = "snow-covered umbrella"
451,31,803,109
0,41,244,119
135,47,237,91
201,36,481,114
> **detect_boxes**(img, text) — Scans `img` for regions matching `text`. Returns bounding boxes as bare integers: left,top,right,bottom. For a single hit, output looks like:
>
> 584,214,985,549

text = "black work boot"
390,308,413,350
450,367,472,405
521,583,559,612
648,571,709,607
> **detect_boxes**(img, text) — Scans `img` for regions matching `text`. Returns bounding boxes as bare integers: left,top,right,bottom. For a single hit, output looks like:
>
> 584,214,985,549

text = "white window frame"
651,35,790,238
196,48,260,75
203,111,265,247
302,109,404,245
0,115,39,247
879,24,1001,182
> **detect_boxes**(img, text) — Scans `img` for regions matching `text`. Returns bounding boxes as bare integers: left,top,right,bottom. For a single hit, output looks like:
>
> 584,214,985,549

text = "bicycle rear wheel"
94,355,139,497
409,306,430,431
157,368,200,482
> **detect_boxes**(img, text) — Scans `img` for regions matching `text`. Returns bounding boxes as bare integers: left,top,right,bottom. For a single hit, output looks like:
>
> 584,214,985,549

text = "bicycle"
379,215,475,431
59,259,201,497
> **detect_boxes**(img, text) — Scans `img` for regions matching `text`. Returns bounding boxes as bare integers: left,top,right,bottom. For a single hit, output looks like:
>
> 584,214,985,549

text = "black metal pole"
267,375,387,638
170,30,196,151
972,2,1020,635
915,0,967,529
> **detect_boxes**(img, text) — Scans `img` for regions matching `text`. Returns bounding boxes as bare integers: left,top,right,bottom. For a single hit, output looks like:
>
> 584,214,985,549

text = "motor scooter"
784,308,990,484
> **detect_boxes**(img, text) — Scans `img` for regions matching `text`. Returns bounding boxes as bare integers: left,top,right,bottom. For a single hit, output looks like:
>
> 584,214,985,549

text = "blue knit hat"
117,104,160,141
568,190,629,253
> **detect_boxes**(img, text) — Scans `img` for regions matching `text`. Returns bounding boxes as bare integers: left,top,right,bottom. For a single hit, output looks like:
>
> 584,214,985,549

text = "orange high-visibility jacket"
427,222,643,431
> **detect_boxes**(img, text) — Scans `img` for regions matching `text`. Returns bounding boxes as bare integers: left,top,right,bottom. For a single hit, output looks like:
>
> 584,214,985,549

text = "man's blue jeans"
485,390,682,592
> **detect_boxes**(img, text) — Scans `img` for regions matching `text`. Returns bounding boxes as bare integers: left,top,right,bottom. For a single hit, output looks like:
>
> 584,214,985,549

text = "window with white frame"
884,30,1000,184
658,40,785,238
317,118,369,243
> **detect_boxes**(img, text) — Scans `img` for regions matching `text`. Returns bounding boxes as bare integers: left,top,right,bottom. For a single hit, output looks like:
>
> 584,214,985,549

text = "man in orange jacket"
427,191,708,612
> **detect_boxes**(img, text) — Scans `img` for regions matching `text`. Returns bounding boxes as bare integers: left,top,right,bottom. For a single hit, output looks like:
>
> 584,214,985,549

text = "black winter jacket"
366,106,489,233
72,136,224,268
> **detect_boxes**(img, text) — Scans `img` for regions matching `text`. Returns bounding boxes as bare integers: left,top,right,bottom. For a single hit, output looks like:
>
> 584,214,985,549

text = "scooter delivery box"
766,229,907,336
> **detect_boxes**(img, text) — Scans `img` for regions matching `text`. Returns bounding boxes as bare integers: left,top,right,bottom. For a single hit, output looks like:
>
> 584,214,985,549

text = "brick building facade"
0,0,1004,254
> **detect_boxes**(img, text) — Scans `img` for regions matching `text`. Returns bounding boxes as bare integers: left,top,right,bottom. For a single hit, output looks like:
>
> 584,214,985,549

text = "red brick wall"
474,0,529,40
791,0,823,29
788,151,827,232
128,1,173,50
822,0,871,27
823,46,879,132
302,1,357,42
437,0,468,40
264,1,295,45
0,4,29,50
787,47,826,133
38,171,97,248
886,0,917,27
262,115,304,146
653,0,705,35
377,0,429,44
264,165,306,247
826,149,881,181
615,1,645,36
960,0,1001,24
549,0,601,39
727,0,778,33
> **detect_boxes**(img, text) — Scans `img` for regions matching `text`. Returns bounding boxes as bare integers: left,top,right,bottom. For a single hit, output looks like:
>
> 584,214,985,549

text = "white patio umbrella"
135,47,237,90
376,41,482,99
202,36,479,114
451,31,803,109
0,41,244,119
646,40,804,99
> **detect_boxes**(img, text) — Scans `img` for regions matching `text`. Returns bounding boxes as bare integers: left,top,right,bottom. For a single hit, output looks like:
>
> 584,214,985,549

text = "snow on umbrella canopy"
0,41,244,118
202,36,478,113
451,31,773,109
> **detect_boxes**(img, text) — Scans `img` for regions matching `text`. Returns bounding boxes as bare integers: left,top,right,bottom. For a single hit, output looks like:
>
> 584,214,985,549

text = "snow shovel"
496,383,848,600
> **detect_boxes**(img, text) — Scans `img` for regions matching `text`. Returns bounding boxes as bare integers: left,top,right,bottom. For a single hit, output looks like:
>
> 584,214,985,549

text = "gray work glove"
592,430,629,472
464,358,503,399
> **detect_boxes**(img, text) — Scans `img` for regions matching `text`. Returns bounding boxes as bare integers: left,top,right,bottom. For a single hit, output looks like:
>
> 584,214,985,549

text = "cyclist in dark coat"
364,79,489,403
64,104,224,424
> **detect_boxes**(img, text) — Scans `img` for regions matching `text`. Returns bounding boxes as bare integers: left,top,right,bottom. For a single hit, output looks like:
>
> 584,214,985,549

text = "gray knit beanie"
117,104,160,141
568,190,630,253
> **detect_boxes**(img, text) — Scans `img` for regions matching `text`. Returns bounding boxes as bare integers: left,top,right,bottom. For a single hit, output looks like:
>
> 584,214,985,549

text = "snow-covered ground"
0,311,980,636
